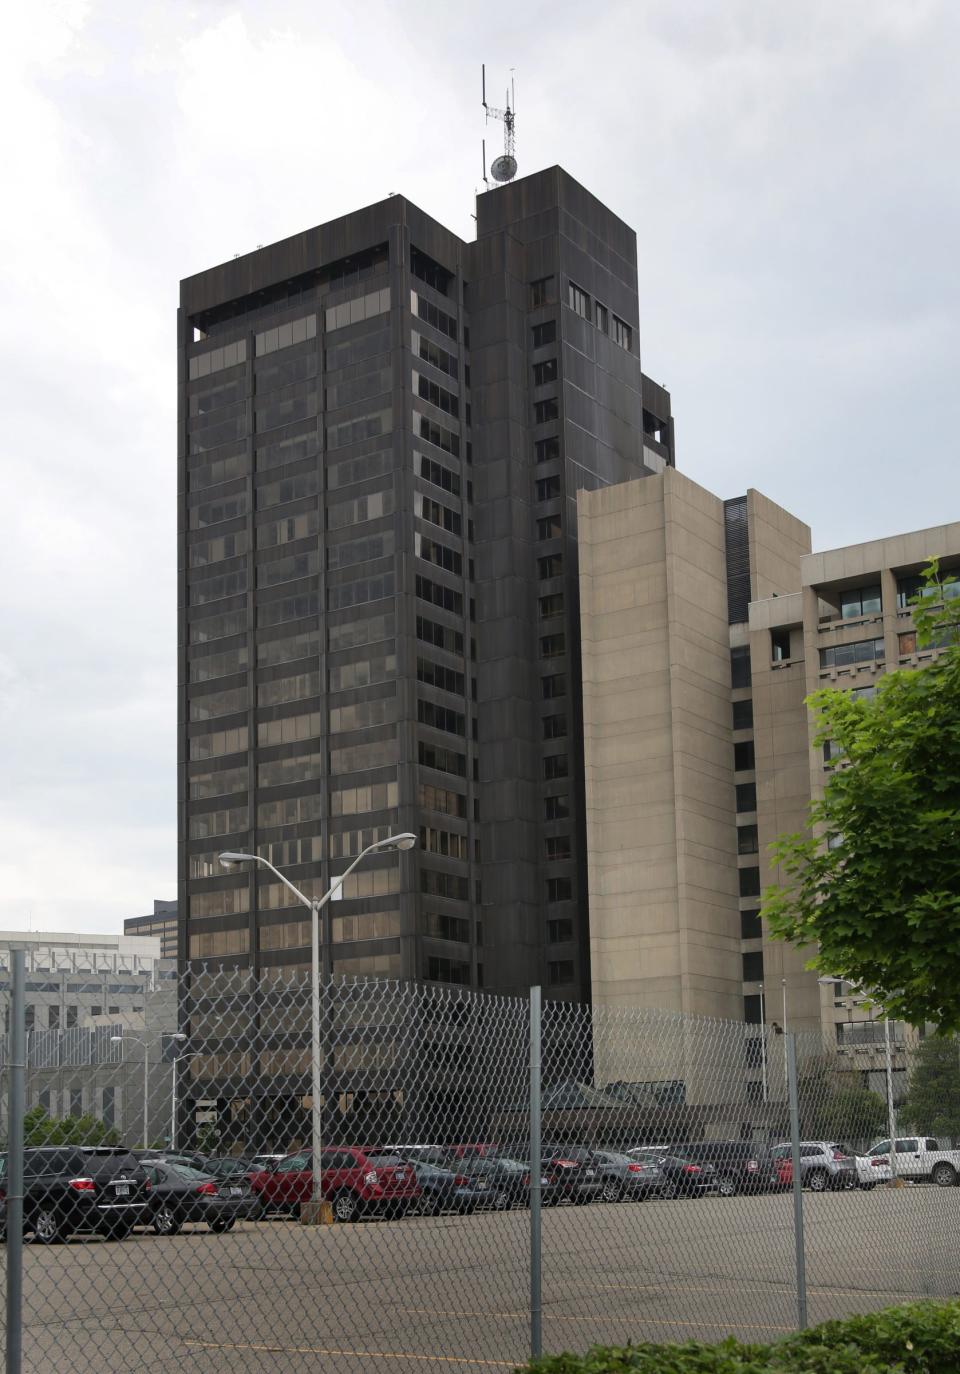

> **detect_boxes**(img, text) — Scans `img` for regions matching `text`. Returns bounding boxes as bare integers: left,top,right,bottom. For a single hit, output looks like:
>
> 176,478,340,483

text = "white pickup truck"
865,1136,960,1186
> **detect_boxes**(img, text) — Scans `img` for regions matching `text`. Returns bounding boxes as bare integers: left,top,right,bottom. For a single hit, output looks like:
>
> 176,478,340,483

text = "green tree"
763,560,960,1032
797,1058,887,1143
22,1107,120,1148
902,1035,960,1138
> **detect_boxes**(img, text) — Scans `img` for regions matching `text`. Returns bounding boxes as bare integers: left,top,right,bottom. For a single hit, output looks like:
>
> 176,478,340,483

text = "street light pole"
220,832,416,1222
170,1051,200,1150
758,982,768,1104
817,977,899,1182
111,1031,186,1149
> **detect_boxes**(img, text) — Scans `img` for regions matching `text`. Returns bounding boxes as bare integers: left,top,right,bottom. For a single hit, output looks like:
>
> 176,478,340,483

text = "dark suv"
676,1141,773,1196
0,1147,151,1243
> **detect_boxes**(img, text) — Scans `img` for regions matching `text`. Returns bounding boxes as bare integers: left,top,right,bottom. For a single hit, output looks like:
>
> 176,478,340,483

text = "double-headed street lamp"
110,1030,187,1149
219,832,417,1221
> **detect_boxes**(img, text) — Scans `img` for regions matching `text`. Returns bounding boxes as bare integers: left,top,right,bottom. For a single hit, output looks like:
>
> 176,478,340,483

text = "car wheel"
493,1189,511,1211
859,1182,877,1191
332,1192,358,1223
152,1204,182,1237
715,1175,736,1198
931,1162,956,1187
32,1207,65,1245
600,1180,623,1204
807,1170,828,1193
659,1180,678,1200
209,1218,235,1233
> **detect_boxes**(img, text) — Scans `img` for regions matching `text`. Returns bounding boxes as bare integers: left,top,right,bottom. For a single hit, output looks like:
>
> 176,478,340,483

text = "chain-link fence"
1,957,958,1372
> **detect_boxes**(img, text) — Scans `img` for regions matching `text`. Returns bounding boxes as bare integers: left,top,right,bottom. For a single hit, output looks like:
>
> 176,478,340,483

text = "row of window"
820,637,885,669
567,282,632,350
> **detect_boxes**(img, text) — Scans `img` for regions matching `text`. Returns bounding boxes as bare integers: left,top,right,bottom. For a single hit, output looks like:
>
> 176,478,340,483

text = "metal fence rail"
1,968,957,1373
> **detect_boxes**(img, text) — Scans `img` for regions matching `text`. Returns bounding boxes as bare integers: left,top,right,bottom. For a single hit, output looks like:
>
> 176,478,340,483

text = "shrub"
518,1300,960,1373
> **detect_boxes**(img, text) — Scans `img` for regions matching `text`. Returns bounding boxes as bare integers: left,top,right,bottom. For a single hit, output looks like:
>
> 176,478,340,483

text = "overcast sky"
2,0,958,937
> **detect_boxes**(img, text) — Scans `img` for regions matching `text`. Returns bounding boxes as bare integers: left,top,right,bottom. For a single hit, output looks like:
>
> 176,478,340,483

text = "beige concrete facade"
579,472,960,1101
578,470,811,1035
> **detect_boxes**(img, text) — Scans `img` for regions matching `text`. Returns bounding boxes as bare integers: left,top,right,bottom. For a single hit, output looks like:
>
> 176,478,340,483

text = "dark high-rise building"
125,899,179,959
178,167,674,1001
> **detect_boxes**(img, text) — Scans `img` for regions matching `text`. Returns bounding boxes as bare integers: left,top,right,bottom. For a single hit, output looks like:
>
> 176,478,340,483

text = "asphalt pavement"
3,1186,958,1372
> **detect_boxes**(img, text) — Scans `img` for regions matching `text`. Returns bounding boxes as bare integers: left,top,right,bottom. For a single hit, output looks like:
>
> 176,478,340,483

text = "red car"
249,1148,420,1223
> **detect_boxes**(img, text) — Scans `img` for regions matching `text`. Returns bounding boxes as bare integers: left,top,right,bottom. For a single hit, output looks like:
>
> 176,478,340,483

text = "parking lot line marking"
183,1340,516,1368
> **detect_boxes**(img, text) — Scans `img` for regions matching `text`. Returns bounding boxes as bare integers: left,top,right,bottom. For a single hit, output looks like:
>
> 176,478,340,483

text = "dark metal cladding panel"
723,497,750,625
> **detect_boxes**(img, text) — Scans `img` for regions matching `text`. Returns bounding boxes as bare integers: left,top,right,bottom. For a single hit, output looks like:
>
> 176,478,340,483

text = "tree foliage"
901,1035,960,1139
762,560,960,1032
21,1106,120,1148
797,1057,887,1143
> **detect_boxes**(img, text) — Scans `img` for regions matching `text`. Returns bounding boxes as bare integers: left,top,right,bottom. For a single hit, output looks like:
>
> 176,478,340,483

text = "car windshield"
368,1156,405,1167
166,1163,215,1181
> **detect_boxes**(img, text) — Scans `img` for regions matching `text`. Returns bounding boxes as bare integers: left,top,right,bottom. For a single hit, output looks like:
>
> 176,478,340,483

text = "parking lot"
5,1186,959,1372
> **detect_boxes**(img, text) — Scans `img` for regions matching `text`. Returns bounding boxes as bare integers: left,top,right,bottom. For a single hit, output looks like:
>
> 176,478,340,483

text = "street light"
219,832,417,1221
111,1031,187,1149
757,983,769,1103
170,1051,200,1151
818,976,899,1182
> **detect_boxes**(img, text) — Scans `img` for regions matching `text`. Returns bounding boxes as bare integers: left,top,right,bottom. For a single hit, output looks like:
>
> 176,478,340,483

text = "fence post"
6,948,26,1374
529,985,542,1361
785,1031,808,1330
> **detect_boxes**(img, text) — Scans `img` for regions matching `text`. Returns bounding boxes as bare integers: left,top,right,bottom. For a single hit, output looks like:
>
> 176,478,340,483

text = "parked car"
774,1147,890,1191
447,1143,499,1161
0,1146,151,1244
381,1145,451,1167
249,1148,420,1223
540,1147,604,1204
590,1149,665,1202
865,1136,960,1186
626,1144,671,1159
770,1142,856,1191
194,1156,257,1182
655,1153,720,1199
141,1160,259,1235
404,1161,492,1214
675,1141,773,1196
456,1156,534,1209
249,1153,286,1169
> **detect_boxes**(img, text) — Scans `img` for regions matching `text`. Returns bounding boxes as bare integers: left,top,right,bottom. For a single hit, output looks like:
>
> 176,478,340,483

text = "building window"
543,754,569,780
535,437,560,464
543,714,567,740
737,825,759,855
427,956,470,985
66,1005,78,1029
541,673,566,698
730,646,751,689
739,867,761,898
532,320,556,347
48,1006,60,1030
536,475,562,502
545,836,572,862
548,958,575,985
70,1089,83,1118
595,302,608,332
734,740,755,771
567,283,590,320
536,515,562,541
742,951,764,982
538,554,563,579
732,699,754,730
547,917,573,943
533,359,558,387
539,593,564,620
546,877,573,904
540,633,565,659
611,315,632,350
743,994,761,1024
840,584,882,619
745,1081,765,1105
534,398,559,424
530,277,553,310
544,794,570,820
771,628,792,662
736,783,757,813
740,909,762,939
820,638,885,669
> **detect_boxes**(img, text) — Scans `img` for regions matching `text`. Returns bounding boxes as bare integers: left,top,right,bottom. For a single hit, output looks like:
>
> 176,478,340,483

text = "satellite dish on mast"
482,66,517,186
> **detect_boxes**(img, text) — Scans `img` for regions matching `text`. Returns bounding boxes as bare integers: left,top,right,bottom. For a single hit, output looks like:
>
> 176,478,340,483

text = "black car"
141,1160,259,1235
656,1153,719,1198
458,1156,532,1209
0,1146,151,1243
405,1161,492,1215
540,1147,603,1204
675,1141,773,1196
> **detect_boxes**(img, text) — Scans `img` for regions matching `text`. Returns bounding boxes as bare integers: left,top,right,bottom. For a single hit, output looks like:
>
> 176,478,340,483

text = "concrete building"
579,469,959,1101
0,932,178,1147
178,167,673,1003
125,899,179,958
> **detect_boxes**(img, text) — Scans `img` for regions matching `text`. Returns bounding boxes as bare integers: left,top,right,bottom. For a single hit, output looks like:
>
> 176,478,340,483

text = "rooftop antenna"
482,65,518,184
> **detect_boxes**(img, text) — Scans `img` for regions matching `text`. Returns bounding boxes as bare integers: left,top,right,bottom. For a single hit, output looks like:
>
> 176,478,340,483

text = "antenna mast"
482,65,518,184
